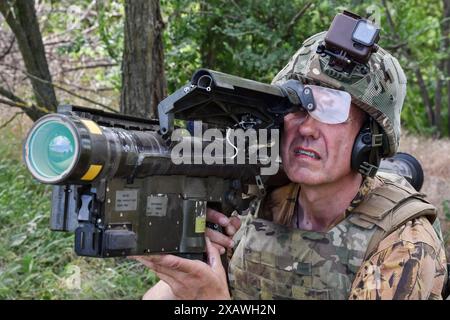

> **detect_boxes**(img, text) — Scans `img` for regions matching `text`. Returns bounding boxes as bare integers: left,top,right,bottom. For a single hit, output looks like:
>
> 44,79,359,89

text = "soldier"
135,14,448,300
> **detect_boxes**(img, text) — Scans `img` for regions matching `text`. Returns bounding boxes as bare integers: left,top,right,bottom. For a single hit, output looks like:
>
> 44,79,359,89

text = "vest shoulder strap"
363,199,437,259
349,174,437,260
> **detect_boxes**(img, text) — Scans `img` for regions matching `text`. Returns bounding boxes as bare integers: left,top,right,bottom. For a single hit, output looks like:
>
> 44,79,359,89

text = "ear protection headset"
351,117,386,177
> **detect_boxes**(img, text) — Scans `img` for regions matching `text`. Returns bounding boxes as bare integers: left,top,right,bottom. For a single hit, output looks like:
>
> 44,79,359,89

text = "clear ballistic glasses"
290,85,352,125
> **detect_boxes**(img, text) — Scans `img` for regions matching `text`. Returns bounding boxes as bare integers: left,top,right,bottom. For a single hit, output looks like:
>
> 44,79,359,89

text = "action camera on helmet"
317,10,380,70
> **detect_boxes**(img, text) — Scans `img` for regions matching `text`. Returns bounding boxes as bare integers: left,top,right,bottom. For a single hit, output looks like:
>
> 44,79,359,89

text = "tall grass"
0,128,156,299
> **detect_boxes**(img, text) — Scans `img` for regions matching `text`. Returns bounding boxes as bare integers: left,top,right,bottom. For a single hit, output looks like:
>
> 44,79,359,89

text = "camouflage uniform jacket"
228,174,448,300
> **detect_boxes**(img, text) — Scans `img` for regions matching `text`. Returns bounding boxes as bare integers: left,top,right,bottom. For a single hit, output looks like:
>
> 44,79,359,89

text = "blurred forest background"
0,0,449,299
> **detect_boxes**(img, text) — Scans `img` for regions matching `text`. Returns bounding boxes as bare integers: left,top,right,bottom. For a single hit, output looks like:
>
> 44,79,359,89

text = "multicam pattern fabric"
271,32,407,157
228,175,447,300
349,217,447,300
228,211,378,299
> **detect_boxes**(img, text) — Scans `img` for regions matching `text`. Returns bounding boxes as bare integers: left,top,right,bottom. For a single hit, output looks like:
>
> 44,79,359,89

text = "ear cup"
351,125,373,172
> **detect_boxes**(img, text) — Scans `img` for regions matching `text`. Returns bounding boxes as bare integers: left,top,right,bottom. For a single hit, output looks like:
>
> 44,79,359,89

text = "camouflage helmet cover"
272,31,407,157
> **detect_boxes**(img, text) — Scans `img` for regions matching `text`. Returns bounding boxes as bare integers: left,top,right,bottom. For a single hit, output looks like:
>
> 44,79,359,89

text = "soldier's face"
281,105,366,186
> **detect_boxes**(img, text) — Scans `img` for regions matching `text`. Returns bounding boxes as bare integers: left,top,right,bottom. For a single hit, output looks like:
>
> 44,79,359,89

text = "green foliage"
37,0,449,135
96,0,124,63
0,131,156,299
161,0,449,136
56,34,87,55
376,0,447,136
41,0,124,95
95,0,124,90
162,0,334,89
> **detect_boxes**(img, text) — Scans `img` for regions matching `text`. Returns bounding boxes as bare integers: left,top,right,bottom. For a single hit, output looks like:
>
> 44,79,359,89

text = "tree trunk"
0,0,57,120
414,68,435,127
435,70,442,137
120,0,167,119
435,0,450,137
199,2,217,68
443,0,450,135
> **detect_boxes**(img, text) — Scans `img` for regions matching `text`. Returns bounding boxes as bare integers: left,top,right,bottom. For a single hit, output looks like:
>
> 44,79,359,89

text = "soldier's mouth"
294,147,321,160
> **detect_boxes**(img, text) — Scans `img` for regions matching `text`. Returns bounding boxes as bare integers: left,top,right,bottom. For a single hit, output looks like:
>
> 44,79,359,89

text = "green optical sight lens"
27,120,77,181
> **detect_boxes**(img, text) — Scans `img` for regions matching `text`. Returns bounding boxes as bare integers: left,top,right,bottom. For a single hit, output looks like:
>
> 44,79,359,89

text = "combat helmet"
272,27,407,161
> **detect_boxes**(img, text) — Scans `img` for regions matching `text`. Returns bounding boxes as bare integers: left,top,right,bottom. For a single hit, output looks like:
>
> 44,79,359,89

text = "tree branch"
58,80,115,94
0,63,118,113
382,0,397,33
0,85,26,104
0,36,15,61
0,0,58,117
0,97,25,108
51,82,118,113
43,39,72,47
0,87,49,115
0,97,46,117
384,41,408,51
0,72,14,93
61,62,118,74
0,111,24,130
284,2,313,39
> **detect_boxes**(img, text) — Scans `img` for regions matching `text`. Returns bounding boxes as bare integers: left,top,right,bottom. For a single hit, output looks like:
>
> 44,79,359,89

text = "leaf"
10,233,27,247
21,255,34,274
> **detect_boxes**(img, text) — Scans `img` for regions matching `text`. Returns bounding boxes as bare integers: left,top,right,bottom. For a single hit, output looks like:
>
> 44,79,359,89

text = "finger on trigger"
207,208,230,226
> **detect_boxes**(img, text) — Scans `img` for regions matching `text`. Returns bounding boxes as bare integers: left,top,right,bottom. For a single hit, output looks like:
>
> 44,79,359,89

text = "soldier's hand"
142,280,176,300
206,207,241,255
135,237,230,300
